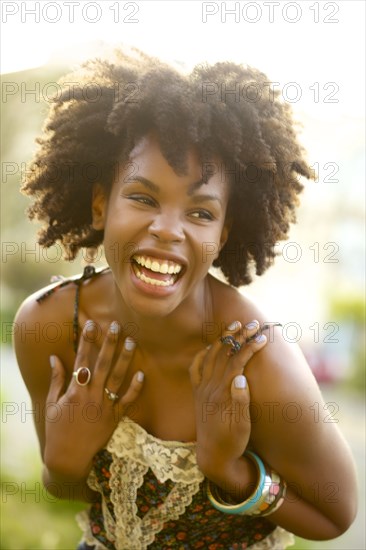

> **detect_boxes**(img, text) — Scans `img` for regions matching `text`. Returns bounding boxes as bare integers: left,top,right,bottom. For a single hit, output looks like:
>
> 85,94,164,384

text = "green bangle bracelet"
207,450,267,515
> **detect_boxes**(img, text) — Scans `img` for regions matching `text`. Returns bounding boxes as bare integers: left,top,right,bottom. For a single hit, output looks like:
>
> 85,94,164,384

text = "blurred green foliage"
328,293,366,392
1,476,85,550
329,294,365,325
1,65,83,321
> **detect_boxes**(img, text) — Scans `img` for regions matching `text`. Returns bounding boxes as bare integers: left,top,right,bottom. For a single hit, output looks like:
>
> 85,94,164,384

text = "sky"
1,0,364,118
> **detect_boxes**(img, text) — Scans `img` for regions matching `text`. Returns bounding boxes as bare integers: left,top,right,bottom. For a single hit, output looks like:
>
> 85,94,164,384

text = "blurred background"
1,1,365,548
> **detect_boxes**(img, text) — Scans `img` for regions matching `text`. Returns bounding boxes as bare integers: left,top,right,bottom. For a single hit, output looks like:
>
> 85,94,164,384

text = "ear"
91,183,107,230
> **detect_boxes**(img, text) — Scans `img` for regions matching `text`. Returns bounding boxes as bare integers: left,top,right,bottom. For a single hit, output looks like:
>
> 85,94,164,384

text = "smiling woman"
90,135,231,313
13,47,357,549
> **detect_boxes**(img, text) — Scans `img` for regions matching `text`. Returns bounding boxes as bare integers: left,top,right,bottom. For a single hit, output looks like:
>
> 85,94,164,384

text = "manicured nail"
137,371,144,382
234,375,247,389
227,320,241,331
124,337,136,351
49,355,56,368
84,319,96,332
110,321,120,334
255,334,266,343
245,320,259,330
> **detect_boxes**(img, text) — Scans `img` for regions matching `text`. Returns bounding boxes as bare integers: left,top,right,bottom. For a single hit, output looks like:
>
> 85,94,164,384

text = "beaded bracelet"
206,451,286,517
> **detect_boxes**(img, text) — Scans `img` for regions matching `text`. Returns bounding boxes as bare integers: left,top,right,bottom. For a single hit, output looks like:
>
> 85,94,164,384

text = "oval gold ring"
73,367,92,386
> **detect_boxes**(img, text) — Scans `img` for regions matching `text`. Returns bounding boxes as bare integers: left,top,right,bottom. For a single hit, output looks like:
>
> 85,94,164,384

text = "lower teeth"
134,265,176,287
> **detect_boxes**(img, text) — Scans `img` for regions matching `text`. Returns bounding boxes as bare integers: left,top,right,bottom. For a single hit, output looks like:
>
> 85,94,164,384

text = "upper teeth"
133,255,182,275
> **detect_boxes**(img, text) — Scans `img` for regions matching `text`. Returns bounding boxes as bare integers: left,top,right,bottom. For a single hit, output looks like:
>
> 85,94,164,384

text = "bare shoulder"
208,273,275,328
14,267,113,383
210,273,321,397
14,278,78,350
14,267,112,359
14,278,79,395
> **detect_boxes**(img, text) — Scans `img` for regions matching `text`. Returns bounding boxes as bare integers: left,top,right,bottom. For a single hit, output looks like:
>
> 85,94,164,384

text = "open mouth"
131,254,184,288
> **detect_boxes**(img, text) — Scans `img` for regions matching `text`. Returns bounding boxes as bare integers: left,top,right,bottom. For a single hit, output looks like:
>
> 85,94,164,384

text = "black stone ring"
220,335,242,354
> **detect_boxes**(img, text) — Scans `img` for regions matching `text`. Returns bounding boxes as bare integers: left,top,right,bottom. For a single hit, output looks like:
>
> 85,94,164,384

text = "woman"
14,48,357,549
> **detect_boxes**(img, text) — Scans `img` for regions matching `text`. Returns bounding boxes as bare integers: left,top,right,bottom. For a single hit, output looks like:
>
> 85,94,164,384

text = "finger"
230,374,252,425
231,374,250,401
47,355,66,404
241,333,267,371
243,319,261,342
189,348,208,389
74,319,98,370
104,336,136,393
220,319,261,353
93,321,120,383
118,371,144,409
201,321,242,383
229,333,267,377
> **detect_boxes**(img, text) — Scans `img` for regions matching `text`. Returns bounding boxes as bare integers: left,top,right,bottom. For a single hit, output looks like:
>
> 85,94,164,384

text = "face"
92,135,231,318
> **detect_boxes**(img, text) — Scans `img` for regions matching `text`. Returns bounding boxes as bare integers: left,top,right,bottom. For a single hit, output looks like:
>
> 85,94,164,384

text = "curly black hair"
22,47,312,287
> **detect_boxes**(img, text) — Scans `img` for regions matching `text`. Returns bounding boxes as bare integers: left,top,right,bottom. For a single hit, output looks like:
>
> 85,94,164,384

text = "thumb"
231,375,251,425
231,374,250,403
47,355,66,404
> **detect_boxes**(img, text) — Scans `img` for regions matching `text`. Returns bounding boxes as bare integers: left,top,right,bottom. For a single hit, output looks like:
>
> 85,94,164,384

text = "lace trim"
82,418,204,549
106,416,204,484
76,509,108,550
104,417,204,548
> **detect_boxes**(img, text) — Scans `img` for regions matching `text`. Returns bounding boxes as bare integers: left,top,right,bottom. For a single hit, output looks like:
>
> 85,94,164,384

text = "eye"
128,195,156,207
189,210,215,221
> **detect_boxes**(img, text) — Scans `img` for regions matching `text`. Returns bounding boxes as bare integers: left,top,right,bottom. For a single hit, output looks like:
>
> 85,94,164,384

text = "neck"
111,277,214,356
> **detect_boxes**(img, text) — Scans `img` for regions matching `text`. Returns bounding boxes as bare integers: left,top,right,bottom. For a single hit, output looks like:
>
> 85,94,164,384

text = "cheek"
102,216,131,265
192,227,224,268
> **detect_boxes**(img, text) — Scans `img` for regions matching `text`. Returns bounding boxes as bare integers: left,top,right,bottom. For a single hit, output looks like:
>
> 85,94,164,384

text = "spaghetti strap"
36,265,110,353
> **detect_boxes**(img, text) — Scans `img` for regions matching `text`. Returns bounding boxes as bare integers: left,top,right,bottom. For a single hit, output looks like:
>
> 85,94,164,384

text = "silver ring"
104,387,119,402
73,367,92,386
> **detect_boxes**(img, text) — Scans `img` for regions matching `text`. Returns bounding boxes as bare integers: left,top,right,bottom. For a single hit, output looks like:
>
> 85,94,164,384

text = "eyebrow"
124,176,223,206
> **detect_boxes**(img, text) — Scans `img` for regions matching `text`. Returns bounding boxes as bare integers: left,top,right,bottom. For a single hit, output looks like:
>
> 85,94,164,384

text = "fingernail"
255,334,266,343
124,337,136,351
137,371,144,382
50,355,56,368
110,321,120,334
227,320,241,331
234,375,247,389
245,320,259,330
84,319,96,332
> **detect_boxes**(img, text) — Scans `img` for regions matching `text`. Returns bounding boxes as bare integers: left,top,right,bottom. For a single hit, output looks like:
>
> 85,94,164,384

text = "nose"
148,211,185,243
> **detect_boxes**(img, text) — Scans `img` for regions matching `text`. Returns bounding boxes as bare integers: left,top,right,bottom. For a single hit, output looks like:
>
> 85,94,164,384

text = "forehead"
123,135,230,198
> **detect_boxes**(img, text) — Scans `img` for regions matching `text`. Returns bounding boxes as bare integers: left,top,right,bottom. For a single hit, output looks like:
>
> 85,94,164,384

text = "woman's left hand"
189,320,267,478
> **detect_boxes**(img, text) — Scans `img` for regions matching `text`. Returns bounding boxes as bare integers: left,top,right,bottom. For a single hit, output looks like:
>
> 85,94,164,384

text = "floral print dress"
76,418,294,550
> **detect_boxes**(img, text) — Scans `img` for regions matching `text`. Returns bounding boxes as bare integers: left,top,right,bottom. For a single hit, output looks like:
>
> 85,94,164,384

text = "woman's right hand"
43,320,144,480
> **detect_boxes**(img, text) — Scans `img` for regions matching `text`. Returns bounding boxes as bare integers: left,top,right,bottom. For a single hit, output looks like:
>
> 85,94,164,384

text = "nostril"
148,221,184,243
